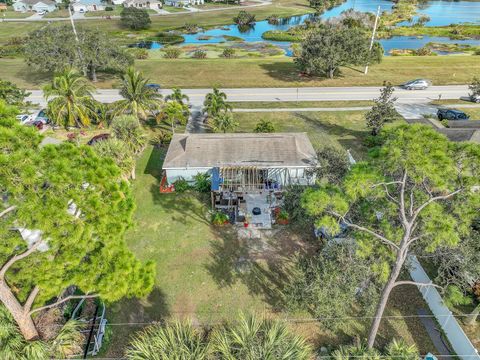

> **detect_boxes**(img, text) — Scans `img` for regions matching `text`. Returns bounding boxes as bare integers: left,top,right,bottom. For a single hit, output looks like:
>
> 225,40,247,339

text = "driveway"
395,103,440,120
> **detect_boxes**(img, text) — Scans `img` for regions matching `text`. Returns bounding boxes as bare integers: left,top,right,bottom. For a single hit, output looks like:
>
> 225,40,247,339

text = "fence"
409,256,480,360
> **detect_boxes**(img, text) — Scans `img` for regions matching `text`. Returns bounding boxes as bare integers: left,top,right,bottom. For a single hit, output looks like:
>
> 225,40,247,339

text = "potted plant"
276,209,289,225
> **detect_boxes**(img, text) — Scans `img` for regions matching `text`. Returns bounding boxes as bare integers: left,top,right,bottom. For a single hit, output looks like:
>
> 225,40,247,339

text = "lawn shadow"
150,186,211,226
14,68,52,88
144,145,165,180
205,226,316,311
105,287,170,357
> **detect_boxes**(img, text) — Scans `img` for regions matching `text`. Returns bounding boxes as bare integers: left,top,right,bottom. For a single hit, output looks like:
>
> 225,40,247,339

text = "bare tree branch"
327,211,400,250
412,189,463,223
409,188,414,218
399,170,408,226
393,280,442,289
28,294,99,316
383,184,399,205
24,286,40,313
0,206,16,219
0,242,41,280
371,181,403,188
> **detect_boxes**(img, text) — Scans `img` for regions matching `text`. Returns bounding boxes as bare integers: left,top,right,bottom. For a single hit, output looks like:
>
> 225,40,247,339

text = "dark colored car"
146,83,161,92
437,109,470,121
87,133,110,146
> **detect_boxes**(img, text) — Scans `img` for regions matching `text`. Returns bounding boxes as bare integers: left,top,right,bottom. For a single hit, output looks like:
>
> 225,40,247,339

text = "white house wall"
166,168,210,183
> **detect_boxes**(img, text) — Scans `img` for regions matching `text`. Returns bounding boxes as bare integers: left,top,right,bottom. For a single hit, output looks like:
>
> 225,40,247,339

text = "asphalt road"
26,85,471,107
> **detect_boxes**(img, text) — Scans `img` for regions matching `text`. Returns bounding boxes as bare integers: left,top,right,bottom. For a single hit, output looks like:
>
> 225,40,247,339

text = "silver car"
402,79,430,90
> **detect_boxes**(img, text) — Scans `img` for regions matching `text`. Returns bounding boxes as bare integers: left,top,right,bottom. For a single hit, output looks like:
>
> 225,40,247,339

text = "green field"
230,100,374,109
1,8,32,19
2,56,479,90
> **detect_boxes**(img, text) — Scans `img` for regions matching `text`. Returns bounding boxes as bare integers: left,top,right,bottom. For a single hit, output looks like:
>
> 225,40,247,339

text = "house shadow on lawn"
143,145,165,180
205,226,316,311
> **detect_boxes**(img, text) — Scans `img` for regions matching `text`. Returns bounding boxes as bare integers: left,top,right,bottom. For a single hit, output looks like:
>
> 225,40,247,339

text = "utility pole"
364,5,381,75
68,5,87,77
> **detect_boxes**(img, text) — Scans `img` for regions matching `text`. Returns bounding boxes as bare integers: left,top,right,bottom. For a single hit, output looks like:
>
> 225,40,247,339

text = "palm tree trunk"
90,66,98,83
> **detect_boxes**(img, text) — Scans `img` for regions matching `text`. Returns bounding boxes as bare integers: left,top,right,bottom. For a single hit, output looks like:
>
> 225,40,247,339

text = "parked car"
437,108,470,121
470,94,480,103
34,109,50,124
37,10,46,15
146,83,161,93
16,114,34,124
87,133,110,146
401,79,430,90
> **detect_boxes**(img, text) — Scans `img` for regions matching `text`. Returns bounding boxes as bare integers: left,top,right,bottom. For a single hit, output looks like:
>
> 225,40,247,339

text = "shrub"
211,211,229,226
221,48,236,58
193,173,211,193
253,119,275,133
128,48,149,59
192,49,207,59
147,32,185,45
184,23,199,34
267,14,280,25
163,46,182,59
174,178,190,193
151,130,172,147
105,6,114,11
233,10,255,26
441,119,449,128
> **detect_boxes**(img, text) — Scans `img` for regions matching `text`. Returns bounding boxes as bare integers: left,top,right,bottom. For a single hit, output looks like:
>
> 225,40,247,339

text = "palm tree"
165,87,189,105
110,115,147,179
385,339,419,360
93,138,135,181
43,68,98,128
212,313,312,360
0,306,82,360
114,67,163,120
203,87,232,118
161,101,188,133
211,110,238,133
126,321,210,360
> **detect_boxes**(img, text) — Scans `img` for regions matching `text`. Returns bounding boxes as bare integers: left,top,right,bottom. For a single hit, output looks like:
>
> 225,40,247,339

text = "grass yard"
1,8,32,18
230,100,374,109
43,9,70,18
458,107,480,119
2,56,477,90
234,110,401,158
104,140,437,357
162,5,189,13
84,5,124,17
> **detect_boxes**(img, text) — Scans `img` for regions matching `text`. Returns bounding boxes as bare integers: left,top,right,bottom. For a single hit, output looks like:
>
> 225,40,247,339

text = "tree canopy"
365,83,398,136
120,7,152,30
301,124,480,347
295,24,382,78
24,25,133,81
0,105,154,340
0,79,30,106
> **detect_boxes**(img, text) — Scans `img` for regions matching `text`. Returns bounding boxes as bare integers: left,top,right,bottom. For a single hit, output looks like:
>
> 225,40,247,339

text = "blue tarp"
211,167,222,191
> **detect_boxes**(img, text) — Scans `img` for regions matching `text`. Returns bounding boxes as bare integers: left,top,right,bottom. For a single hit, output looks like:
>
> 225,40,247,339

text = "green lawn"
162,5,188,13
1,8,32,18
458,107,480,119
84,5,124,17
2,56,477,90
234,110,400,158
230,100,374,109
43,9,70,18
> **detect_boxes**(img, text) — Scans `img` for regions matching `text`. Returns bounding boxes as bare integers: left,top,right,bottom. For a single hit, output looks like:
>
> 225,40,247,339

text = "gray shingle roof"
163,133,318,169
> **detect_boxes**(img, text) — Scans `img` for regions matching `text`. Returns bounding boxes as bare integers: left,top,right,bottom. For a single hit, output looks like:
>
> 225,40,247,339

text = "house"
112,0,125,4
12,0,56,12
162,133,318,228
123,0,162,10
164,0,203,7
71,0,105,12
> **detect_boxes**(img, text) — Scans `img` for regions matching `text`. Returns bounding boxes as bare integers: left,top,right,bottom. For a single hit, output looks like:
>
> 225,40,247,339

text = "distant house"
164,0,203,7
12,0,56,12
0,3,8,11
71,0,105,12
123,0,162,10
111,0,125,4
162,133,318,228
